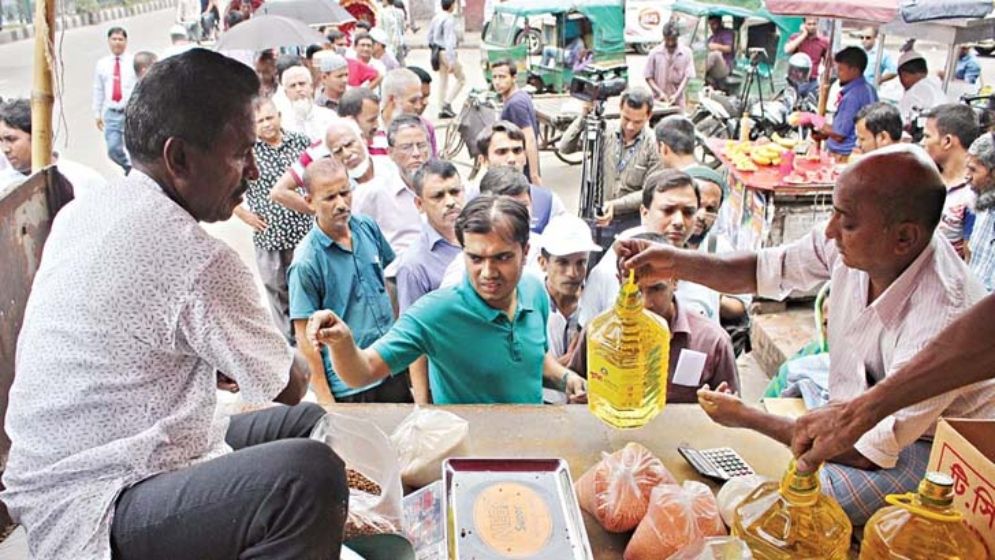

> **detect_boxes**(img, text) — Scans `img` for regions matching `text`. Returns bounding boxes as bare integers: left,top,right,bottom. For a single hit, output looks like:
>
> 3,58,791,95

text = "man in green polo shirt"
306,194,588,404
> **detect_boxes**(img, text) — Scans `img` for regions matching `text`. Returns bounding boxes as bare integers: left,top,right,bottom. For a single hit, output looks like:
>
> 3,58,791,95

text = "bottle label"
588,345,664,409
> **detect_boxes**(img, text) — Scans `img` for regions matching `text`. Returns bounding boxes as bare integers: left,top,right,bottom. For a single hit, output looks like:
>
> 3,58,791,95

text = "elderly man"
280,65,336,142
382,68,437,154
854,102,902,154
897,50,948,126
313,51,350,111
923,103,981,258
644,21,694,110
92,26,136,173
337,87,387,155
308,194,587,405
559,88,661,237
473,120,567,232
290,158,411,404
967,133,995,291
233,97,312,342
2,50,347,560
618,145,995,524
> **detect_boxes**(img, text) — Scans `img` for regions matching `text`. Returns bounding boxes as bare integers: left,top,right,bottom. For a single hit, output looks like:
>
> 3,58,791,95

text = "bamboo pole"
30,0,55,173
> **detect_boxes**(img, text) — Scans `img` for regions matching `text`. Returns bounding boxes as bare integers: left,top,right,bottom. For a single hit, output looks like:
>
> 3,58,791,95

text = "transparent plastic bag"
310,412,404,538
389,406,471,488
666,536,753,559
715,474,769,527
574,442,677,532
624,481,726,560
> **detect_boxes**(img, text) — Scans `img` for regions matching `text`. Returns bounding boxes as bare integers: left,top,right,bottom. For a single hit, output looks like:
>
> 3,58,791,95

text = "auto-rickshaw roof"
494,0,625,54
671,0,799,31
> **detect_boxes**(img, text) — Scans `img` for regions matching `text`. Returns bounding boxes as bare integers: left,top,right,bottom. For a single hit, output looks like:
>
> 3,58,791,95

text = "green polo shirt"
372,274,550,404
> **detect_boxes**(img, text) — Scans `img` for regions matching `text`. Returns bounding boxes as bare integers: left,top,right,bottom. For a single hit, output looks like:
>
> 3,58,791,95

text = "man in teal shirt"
305,194,588,404
289,158,411,404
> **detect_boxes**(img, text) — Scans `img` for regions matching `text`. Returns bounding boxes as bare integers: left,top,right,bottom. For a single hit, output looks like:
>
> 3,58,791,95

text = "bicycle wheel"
441,121,465,160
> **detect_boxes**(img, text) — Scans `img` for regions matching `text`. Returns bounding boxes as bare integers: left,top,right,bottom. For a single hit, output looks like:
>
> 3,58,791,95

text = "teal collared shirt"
288,215,395,397
373,274,550,404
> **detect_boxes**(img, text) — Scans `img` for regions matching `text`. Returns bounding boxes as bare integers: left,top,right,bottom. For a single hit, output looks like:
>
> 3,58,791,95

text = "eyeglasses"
395,142,430,155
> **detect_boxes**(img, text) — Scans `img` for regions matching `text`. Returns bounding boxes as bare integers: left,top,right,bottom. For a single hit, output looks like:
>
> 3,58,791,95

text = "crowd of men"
1,9,994,559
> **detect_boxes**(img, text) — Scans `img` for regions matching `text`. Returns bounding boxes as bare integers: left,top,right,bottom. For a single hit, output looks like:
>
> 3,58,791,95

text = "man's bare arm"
294,319,336,405
269,169,314,215
410,355,432,404
273,349,310,405
617,239,759,295
521,125,542,185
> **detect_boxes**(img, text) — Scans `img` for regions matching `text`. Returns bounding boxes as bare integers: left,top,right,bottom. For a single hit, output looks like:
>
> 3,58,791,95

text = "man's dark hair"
632,231,670,245
387,113,427,146
455,194,530,249
107,26,127,39
338,87,381,119
834,46,868,73
621,88,654,114
926,103,980,150
441,0,456,11
412,159,460,197
476,120,526,157
479,166,530,198
276,53,305,81
707,15,721,24
490,58,517,77
0,98,31,134
305,44,324,60
355,20,372,31
898,58,928,75
133,51,158,76
662,21,680,39
641,169,699,210
124,49,260,164
226,10,244,28
353,31,373,46
655,115,695,155
856,102,902,142
326,30,345,43
408,65,432,84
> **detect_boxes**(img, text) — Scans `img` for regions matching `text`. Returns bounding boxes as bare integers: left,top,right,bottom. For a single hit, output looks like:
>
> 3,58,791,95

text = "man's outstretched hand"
615,238,681,284
306,310,352,349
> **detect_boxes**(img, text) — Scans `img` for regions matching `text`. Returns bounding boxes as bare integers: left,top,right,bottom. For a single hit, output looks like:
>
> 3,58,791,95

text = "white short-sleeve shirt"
1,171,293,559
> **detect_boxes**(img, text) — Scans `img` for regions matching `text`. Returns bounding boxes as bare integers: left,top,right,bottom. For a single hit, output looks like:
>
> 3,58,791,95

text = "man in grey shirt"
427,0,464,119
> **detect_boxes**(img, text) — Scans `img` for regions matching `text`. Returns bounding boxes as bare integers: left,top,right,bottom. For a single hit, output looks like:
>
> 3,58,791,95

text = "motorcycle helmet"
787,53,813,86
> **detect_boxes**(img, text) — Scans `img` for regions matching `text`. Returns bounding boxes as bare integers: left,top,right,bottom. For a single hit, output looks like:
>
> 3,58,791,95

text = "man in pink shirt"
784,17,829,81
644,21,695,111
617,145,995,524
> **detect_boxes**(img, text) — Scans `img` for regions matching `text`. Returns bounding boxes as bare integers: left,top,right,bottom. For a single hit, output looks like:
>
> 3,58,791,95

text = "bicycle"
440,88,500,180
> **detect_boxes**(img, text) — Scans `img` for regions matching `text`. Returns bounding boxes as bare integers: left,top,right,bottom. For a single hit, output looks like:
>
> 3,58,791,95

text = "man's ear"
414,195,425,213
162,137,191,180
893,221,923,256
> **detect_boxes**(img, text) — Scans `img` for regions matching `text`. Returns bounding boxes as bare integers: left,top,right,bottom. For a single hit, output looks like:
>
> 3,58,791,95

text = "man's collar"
670,298,692,334
458,274,534,323
423,220,456,249
867,237,938,328
841,75,868,92
313,216,354,250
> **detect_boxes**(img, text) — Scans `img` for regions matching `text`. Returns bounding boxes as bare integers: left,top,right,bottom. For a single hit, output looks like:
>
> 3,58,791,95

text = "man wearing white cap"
280,65,336,143
538,215,602,362
369,28,401,72
897,50,948,125
161,24,195,59
313,51,350,112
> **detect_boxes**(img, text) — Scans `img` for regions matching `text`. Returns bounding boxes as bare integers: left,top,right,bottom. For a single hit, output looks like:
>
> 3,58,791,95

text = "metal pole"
873,32,885,86
30,0,55,173
941,44,956,94
816,19,837,117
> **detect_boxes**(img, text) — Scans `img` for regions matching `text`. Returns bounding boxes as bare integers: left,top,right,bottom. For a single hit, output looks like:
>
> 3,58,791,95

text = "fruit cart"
707,137,835,253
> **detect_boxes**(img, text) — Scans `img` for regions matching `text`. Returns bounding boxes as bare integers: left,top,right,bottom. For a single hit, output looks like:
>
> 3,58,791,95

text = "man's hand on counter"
696,382,746,428
564,371,587,404
307,309,353,349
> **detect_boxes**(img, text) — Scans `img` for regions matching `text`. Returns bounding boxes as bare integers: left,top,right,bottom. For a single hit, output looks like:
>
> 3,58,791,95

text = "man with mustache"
289,158,411,405
307,194,588,405
278,65,336,143
3,49,347,559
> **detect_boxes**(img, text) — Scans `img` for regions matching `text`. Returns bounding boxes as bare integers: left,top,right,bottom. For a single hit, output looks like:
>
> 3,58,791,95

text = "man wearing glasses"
859,27,897,86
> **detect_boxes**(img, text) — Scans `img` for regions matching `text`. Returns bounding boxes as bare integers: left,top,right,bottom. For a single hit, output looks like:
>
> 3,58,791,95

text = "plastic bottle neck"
614,271,644,316
780,468,820,506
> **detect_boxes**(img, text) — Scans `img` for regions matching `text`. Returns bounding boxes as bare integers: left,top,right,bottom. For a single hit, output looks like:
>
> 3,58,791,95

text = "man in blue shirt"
289,158,412,404
492,59,542,185
859,27,896,85
815,47,878,161
305,195,588,405
955,45,981,85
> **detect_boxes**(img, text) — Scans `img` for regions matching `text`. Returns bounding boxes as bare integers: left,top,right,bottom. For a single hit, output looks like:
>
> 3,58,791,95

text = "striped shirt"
757,226,995,469
969,208,995,292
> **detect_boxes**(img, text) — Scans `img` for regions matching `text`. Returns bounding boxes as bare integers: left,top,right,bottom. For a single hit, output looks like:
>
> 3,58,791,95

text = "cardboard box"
927,418,995,558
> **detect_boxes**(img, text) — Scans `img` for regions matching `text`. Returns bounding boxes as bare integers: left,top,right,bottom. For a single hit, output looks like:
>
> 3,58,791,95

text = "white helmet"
787,52,813,85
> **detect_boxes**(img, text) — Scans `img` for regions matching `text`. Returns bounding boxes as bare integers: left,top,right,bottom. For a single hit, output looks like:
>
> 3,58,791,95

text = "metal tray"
442,458,594,560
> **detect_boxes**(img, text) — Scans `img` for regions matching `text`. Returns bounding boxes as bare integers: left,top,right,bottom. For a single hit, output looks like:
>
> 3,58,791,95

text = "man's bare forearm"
410,355,432,404
269,171,314,215
523,127,541,184
327,337,387,388
674,250,759,295
294,320,335,404
274,350,310,405
739,405,875,468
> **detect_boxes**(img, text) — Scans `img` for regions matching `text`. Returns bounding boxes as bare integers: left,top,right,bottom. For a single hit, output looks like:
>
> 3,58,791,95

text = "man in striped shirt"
617,145,995,525
967,132,995,291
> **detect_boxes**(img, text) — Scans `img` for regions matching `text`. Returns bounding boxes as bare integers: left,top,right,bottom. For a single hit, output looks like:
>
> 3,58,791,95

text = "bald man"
616,145,994,524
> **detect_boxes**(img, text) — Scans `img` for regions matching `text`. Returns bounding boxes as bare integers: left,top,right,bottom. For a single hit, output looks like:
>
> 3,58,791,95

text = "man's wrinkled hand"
697,382,745,428
615,238,680,283
792,400,872,473
306,310,351,349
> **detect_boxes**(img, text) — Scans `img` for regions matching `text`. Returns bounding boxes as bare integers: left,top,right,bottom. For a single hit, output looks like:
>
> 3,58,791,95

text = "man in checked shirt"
617,145,995,525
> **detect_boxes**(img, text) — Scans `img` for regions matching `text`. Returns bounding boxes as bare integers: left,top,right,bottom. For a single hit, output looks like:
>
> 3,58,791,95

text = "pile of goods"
723,133,798,172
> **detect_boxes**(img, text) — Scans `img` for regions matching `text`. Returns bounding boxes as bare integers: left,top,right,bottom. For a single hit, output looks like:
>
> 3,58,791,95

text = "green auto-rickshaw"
670,0,802,101
480,0,627,94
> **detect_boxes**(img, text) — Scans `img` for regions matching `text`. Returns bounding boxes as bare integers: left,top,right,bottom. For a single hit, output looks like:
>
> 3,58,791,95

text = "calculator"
678,446,756,482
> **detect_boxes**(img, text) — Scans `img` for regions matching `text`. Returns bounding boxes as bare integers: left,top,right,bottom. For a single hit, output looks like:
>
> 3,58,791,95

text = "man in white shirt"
92,26,136,174
279,65,336,143
897,50,948,126
3,49,347,560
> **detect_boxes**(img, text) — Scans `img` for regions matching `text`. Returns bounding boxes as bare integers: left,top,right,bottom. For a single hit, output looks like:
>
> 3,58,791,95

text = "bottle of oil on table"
860,471,987,560
585,270,670,429
733,461,852,559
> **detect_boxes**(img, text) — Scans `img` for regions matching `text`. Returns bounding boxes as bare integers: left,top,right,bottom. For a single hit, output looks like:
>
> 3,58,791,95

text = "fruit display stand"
327,403,792,559
706,138,835,253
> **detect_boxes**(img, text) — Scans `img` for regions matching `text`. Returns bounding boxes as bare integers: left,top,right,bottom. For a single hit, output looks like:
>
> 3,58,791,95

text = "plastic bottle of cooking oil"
733,461,852,559
860,471,987,560
586,270,669,429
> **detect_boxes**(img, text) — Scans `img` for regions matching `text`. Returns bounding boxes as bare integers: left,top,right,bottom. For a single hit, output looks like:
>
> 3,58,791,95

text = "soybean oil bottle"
733,461,852,559
860,471,987,560
586,270,670,429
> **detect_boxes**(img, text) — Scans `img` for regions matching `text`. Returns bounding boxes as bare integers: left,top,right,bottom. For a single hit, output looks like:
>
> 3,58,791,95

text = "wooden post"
30,0,55,173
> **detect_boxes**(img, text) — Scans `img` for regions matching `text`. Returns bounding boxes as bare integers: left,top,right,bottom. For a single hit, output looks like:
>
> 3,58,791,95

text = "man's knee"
278,439,348,508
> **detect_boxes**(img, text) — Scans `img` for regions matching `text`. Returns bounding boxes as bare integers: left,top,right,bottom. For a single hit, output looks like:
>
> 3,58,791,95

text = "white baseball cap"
369,27,389,46
540,215,602,256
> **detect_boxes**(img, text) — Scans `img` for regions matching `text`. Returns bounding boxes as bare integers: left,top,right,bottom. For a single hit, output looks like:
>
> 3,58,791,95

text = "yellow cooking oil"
860,471,987,560
733,461,852,559
586,270,669,429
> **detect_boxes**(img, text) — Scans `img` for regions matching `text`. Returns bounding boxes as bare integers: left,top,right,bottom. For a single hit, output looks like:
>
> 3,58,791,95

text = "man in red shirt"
784,17,829,82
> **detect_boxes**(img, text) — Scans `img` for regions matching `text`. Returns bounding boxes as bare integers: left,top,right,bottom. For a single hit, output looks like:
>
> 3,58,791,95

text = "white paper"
672,349,707,387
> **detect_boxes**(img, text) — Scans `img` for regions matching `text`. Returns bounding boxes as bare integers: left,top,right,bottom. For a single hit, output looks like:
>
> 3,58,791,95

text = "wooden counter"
325,403,792,559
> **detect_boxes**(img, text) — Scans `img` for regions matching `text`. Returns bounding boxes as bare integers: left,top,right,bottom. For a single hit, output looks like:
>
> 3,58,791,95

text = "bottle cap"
919,472,954,507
